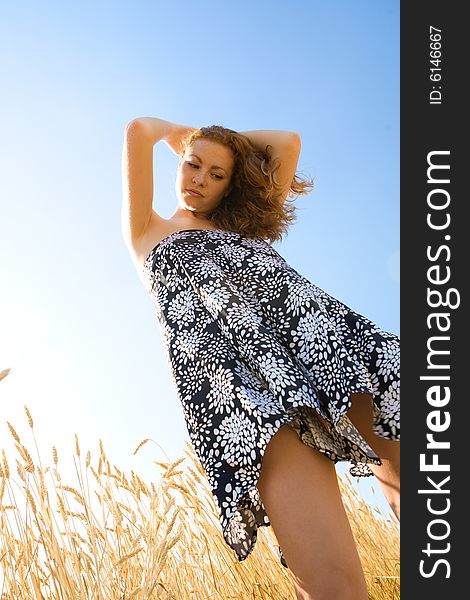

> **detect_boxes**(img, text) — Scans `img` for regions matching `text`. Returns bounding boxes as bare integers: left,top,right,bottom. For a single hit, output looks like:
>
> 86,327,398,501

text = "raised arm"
121,117,196,246
239,129,302,203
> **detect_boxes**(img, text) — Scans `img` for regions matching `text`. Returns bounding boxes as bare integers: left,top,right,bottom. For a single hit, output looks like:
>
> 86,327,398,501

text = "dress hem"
220,388,386,566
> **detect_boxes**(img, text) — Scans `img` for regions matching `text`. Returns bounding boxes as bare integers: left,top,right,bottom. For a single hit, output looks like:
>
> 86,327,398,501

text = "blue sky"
0,1,399,516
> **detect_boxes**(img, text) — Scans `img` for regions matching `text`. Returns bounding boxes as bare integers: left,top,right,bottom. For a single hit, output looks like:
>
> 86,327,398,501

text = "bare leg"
347,393,400,520
257,423,368,600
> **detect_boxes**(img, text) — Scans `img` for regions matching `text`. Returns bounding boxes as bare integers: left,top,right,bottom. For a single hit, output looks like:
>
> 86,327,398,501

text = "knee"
319,569,368,600
292,566,368,600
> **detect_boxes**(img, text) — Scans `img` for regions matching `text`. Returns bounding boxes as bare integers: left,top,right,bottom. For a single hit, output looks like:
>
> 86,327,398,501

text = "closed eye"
187,162,223,179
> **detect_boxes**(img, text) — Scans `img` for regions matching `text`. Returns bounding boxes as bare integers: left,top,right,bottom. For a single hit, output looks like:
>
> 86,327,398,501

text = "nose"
192,171,207,186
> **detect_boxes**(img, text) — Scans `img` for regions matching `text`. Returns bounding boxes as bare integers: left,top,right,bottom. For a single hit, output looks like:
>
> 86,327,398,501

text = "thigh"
347,392,400,520
257,423,367,598
347,393,400,472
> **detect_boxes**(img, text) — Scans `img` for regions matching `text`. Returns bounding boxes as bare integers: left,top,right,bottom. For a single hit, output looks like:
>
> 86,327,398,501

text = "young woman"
121,117,400,600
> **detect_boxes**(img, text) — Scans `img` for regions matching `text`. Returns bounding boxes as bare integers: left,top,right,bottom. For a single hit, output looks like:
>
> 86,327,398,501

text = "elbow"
282,131,301,150
124,118,147,138
290,132,301,148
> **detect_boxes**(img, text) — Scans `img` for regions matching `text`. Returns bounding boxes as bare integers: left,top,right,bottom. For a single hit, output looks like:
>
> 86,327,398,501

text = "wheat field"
0,368,399,599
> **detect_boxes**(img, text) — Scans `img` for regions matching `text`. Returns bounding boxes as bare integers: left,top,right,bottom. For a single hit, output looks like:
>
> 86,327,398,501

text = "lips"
186,188,204,197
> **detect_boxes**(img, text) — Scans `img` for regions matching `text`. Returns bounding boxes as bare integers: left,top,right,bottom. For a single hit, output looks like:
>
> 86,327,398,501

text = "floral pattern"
141,228,400,568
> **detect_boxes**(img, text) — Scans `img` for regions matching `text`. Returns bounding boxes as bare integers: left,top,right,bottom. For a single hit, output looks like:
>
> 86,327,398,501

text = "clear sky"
1,1,399,516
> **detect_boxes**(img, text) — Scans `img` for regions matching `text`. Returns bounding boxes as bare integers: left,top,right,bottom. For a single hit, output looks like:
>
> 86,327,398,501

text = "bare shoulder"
126,211,222,274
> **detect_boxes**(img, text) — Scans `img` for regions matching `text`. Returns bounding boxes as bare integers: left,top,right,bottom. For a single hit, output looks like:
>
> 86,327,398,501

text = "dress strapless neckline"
142,228,231,270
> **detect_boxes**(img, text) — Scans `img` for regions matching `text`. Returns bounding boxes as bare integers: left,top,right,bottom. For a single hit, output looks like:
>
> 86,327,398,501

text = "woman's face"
176,138,235,219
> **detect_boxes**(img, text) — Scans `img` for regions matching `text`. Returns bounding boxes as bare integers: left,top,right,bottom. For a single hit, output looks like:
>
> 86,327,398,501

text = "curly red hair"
179,125,314,244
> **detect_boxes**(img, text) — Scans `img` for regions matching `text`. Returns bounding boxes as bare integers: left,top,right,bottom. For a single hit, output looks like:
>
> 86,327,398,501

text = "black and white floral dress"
141,228,400,569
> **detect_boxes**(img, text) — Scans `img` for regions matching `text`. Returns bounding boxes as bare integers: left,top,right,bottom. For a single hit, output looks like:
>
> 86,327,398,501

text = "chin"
181,198,197,209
